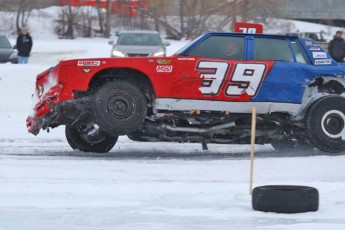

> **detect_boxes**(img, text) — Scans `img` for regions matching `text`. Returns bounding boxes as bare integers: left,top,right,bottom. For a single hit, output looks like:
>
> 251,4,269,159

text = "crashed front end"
26,64,75,135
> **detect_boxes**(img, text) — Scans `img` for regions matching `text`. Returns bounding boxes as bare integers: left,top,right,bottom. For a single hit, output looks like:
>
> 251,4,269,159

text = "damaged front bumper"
26,84,75,135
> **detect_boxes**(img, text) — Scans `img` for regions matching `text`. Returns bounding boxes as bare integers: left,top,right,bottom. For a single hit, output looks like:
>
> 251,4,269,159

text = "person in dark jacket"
16,27,33,64
328,31,345,62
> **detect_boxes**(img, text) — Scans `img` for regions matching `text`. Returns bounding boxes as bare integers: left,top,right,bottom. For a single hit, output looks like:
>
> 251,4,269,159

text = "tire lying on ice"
252,185,319,213
92,80,147,135
65,125,117,153
305,95,345,153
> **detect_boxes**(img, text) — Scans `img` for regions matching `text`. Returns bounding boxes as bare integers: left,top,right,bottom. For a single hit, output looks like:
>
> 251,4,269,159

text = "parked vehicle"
0,35,18,64
27,32,345,154
108,30,170,57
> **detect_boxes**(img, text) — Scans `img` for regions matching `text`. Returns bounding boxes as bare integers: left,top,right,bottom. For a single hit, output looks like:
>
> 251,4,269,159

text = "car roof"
206,32,298,39
119,30,159,35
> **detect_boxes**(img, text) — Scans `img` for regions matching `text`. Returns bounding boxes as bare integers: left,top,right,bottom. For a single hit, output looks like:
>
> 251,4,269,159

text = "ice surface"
0,14,345,229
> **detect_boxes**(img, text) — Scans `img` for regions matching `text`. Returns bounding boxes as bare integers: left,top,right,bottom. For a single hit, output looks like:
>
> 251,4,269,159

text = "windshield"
0,36,11,49
117,33,162,46
174,35,204,55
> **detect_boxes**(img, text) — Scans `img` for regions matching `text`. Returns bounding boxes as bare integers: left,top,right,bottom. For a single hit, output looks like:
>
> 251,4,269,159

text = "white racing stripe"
154,98,301,114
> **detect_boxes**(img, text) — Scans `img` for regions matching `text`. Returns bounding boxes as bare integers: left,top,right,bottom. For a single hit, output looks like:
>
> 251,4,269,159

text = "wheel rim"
321,110,345,138
79,124,106,144
107,92,135,120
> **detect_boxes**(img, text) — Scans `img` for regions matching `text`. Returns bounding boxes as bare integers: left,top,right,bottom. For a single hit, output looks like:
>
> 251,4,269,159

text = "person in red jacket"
328,31,345,62
16,27,33,64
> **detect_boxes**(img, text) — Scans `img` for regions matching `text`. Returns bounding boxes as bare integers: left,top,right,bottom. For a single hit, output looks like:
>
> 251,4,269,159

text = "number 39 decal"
196,61,267,98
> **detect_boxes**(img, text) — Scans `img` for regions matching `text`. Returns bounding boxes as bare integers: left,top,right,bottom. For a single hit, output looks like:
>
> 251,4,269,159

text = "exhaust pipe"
161,122,236,133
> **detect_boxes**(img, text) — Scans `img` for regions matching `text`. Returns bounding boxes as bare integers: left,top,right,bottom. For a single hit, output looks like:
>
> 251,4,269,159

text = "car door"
248,36,313,104
154,34,276,112
155,34,267,109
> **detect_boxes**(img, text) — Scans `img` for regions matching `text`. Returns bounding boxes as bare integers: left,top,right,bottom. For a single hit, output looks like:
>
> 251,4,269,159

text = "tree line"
0,0,281,39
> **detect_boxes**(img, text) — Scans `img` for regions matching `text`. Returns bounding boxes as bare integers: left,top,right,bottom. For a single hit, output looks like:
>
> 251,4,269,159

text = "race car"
26,32,345,153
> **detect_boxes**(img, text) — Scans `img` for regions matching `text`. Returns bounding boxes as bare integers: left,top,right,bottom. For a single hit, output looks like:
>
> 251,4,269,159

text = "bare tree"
80,6,96,37
96,0,104,34
65,2,78,39
16,0,35,32
103,0,112,38
56,0,79,39
145,0,281,40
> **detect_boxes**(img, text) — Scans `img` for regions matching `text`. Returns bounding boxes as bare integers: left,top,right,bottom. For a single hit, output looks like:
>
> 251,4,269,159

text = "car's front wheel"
92,80,147,135
65,125,117,153
306,96,345,153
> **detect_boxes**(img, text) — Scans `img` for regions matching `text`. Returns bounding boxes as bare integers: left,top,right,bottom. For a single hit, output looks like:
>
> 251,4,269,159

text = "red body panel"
27,56,274,133
58,57,274,100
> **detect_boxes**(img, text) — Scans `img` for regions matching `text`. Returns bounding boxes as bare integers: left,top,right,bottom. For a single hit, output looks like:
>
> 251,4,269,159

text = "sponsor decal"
82,68,91,73
309,47,321,51
305,40,313,46
156,59,172,65
314,59,332,65
77,60,101,66
156,65,173,72
177,57,196,61
312,52,328,59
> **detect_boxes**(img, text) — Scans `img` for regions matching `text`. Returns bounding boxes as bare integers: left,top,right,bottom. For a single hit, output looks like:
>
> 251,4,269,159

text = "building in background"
59,0,147,16
270,0,345,27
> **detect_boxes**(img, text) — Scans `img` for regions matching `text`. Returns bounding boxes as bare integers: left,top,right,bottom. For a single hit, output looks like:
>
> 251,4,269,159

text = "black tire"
252,185,319,213
92,80,147,135
306,96,345,153
65,125,117,153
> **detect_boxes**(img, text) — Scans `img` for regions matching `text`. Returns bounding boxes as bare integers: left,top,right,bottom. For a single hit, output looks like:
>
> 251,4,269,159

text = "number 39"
196,61,267,97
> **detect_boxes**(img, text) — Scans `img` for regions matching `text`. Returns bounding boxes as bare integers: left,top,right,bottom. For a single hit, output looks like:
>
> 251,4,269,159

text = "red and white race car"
27,32,345,153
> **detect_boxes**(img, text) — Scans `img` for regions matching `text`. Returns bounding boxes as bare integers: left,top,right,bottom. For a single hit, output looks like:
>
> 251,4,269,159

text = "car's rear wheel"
92,80,147,135
306,96,345,153
65,125,117,153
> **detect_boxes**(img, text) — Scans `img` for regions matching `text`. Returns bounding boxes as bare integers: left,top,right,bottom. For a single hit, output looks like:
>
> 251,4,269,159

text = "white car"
0,35,18,64
109,30,170,57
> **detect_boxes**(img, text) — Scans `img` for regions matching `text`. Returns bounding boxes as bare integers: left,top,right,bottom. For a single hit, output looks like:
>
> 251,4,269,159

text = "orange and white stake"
249,107,257,195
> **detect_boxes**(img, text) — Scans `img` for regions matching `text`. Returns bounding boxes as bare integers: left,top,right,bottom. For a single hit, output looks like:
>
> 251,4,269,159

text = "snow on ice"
1,16,345,230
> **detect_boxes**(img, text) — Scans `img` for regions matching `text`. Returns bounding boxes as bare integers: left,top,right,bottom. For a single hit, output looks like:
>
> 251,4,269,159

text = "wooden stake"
249,106,257,195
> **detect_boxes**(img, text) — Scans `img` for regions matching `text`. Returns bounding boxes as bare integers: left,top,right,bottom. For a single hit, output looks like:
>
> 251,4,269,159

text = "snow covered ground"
1,30,345,230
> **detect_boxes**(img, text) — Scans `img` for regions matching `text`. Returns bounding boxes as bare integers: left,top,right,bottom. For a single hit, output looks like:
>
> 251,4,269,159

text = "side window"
254,38,293,62
186,36,245,60
291,40,310,64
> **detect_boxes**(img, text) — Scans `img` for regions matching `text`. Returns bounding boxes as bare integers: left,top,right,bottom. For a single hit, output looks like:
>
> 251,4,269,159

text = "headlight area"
37,85,44,97
9,50,18,59
33,82,75,118
152,51,165,57
112,50,126,57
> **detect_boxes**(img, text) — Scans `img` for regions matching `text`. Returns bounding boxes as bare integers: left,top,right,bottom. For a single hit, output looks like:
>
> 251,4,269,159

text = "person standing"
16,27,33,64
328,31,345,62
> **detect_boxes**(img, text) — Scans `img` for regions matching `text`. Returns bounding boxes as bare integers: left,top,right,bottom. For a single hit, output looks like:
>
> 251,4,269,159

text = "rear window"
254,38,293,62
291,40,310,64
0,36,11,49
